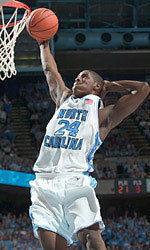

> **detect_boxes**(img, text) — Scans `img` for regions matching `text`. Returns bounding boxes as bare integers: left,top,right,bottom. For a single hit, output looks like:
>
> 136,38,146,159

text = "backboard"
0,0,11,7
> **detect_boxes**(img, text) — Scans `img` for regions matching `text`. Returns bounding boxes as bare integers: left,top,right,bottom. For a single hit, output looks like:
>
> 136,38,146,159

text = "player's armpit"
98,105,114,141
55,88,73,109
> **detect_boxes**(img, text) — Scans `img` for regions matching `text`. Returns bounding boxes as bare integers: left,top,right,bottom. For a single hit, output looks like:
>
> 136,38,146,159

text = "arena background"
0,0,150,249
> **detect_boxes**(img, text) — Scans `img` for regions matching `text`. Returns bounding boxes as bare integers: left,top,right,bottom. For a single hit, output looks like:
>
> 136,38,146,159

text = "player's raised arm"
99,80,150,140
39,40,72,107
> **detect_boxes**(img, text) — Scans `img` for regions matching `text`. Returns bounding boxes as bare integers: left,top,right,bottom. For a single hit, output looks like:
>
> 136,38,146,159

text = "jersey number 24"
54,120,81,137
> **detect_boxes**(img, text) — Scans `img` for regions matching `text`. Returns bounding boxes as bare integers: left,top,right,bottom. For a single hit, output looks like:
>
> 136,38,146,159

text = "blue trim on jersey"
86,96,102,174
83,172,89,176
85,96,102,188
89,175,97,188
83,172,97,188
29,205,38,237
87,131,101,172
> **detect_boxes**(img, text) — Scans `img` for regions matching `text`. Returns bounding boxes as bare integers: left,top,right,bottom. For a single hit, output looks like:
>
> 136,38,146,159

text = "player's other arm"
39,41,71,107
99,80,150,140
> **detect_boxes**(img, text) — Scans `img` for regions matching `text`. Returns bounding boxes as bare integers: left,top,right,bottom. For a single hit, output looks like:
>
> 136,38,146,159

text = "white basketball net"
0,5,29,80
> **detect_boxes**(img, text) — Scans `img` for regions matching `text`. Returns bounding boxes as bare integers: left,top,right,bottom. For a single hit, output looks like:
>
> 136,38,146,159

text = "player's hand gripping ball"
26,8,58,42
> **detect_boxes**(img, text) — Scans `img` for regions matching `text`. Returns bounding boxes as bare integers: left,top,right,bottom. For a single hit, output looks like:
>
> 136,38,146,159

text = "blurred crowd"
19,81,55,150
100,127,137,157
103,211,150,249
0,212,42,249
94,157,150,179
0,153,34,173
132,95,150,143
0,94,34,173
0,210,150,250
0,95,17,158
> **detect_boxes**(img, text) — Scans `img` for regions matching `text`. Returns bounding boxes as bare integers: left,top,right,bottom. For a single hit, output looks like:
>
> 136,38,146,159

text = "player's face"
72,70,96,98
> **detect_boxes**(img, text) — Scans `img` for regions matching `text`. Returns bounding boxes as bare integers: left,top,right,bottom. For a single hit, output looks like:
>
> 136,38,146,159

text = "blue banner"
0,169,35,188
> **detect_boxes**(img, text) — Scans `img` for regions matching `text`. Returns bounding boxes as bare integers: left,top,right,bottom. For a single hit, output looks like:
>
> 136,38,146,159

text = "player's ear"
93,82,100,91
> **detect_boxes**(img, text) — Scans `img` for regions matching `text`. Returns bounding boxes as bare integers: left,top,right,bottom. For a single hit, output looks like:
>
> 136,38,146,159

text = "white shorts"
29,173,105,245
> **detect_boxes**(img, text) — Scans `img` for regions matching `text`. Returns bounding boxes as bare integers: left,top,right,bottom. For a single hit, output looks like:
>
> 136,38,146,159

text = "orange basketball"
26,8,59,42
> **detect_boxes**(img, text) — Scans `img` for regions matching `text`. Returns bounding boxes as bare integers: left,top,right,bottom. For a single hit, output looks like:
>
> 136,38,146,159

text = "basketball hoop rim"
0,0,31,28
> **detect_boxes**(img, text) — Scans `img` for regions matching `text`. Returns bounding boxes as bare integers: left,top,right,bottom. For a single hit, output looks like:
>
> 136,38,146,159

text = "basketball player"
29,40,150,250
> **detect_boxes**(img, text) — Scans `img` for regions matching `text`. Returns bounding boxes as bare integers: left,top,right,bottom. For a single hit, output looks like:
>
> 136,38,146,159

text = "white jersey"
33,94,103,174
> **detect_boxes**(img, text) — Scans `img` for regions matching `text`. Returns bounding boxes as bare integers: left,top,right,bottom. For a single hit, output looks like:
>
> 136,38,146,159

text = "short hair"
88,70,104,96
88,70,103,84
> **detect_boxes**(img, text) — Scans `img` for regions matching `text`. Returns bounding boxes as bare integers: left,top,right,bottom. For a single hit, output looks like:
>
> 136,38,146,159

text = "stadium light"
101,32,112,43
123,33,134,43
75,33,86,44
